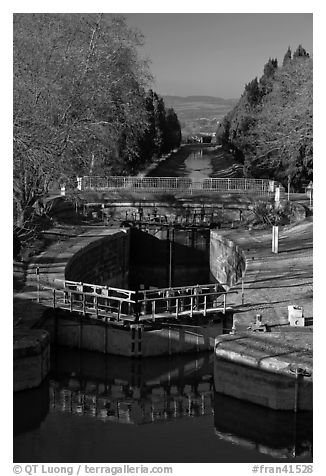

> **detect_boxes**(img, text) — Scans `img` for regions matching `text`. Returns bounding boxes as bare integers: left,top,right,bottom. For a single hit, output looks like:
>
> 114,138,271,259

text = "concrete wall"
214,357,312,411
209,231,246,289
99,201,250,225
65,230,129,288
42,311,223,356
14,329,50,392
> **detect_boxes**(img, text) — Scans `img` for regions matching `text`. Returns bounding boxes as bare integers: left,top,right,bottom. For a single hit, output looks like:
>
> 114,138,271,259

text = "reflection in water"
14,347,313,462
214,392,312,460
50,349,214,425
148,146,243,179
181,150,213,181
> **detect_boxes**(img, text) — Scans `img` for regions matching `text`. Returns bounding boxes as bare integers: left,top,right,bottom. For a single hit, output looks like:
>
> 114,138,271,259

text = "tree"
282,46,292,66
245,78,261,105
260,58,278,95
293,44,310,58
137,89,156,162
152,93,166,156
13,13,152,225
215,45,312,190
163,108,182,152
243,54,313,187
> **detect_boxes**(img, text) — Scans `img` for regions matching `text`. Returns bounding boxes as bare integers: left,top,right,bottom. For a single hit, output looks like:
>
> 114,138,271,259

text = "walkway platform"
223,217,313,329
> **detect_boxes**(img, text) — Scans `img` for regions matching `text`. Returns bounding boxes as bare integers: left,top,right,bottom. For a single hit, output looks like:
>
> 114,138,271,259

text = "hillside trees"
216,46,312,190
14,14,181,226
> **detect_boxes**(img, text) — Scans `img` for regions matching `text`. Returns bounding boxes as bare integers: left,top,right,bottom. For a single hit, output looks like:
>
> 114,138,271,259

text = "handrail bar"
137,290,238,303
61,288,137,304
54,278,136,296
139,282,226,295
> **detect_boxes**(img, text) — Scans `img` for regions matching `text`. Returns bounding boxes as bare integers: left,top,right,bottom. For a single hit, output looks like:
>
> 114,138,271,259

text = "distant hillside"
163,95,238,137
216,45,313,191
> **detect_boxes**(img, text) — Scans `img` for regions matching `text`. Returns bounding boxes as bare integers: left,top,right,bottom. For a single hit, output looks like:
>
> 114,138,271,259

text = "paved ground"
224,216,313,330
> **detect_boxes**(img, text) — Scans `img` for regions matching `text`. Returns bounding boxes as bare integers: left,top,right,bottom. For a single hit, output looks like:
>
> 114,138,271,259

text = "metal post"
169,230,173,288
272,226,279,254
82,293,86,315
95,296,98,319
176,298,179,318
118,301,122,322
36,267,40,303
204,295,207,316
223,293,226,314
294,369,299,413
152,300,156,321
53,289,56,309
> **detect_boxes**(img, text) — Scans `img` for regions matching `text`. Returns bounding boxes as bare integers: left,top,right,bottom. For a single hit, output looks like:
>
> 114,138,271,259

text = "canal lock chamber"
40,222,235,357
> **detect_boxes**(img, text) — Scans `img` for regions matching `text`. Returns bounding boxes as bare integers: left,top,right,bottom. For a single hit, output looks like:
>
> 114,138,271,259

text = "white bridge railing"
79,176,277,195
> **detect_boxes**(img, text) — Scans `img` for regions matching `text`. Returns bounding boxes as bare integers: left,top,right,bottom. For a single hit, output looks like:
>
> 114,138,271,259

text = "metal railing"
80,176,276,196
39,279,235,322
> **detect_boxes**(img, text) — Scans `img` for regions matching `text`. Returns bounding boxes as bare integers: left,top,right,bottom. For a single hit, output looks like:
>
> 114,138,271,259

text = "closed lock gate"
48,279,236,323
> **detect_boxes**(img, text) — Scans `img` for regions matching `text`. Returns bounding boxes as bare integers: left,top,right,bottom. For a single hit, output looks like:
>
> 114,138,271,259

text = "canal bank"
212,216,313,410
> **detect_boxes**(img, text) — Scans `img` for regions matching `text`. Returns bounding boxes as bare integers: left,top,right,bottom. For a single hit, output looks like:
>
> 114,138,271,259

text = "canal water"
148,145,244,180
14,348,312,463
13,146,312,463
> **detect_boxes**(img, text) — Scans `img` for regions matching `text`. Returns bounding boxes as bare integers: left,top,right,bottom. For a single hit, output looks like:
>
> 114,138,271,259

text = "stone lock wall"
209,231,246,289
65,231,129,288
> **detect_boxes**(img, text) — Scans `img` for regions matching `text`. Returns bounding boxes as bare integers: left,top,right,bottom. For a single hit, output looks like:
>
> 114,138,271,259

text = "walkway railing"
40,280,235,322
80,176,276,196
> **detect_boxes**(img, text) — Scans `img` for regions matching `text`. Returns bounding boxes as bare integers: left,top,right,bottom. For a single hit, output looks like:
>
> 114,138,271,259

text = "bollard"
272,225,279,253
255,313,262,325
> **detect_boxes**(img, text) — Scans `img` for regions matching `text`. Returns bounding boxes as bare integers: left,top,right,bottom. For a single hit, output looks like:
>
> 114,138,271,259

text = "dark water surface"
14,348,312,463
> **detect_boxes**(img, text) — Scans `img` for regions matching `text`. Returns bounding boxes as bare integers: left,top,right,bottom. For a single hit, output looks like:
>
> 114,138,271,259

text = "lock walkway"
226,216,313,330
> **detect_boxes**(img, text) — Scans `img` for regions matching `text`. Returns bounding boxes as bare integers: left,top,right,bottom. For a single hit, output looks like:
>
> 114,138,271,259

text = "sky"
124,13,313,99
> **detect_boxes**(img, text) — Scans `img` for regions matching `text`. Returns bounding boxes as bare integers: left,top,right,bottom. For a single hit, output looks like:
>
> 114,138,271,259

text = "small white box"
288,305,304,326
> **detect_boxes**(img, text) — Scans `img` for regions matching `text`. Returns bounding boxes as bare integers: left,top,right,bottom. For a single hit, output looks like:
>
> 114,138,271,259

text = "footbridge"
39,279,235,323
78,176,278,196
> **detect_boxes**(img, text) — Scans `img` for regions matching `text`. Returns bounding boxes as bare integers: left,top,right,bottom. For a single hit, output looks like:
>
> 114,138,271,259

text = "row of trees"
216,45,312,190
13,14,181,226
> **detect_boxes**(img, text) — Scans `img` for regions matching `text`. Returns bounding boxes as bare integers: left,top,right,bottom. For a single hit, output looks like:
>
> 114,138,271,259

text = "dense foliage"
13,14,181,225
216,45,312,190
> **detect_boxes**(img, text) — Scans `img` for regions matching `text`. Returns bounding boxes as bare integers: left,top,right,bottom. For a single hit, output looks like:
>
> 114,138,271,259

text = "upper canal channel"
13,146,312,463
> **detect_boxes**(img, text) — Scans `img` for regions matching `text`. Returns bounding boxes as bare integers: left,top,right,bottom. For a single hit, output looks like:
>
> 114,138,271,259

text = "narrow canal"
13,146,312,463
147,144,244,180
